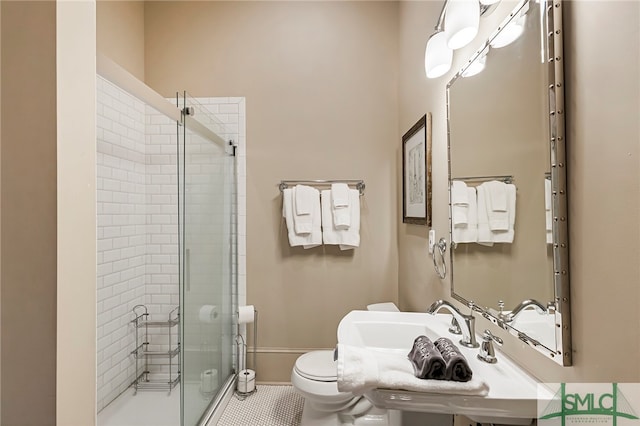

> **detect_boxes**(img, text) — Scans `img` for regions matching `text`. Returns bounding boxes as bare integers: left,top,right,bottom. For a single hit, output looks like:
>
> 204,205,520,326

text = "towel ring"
432,238,447,279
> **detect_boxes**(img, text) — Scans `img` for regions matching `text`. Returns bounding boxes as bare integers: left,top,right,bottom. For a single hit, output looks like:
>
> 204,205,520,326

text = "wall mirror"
447,0,571,365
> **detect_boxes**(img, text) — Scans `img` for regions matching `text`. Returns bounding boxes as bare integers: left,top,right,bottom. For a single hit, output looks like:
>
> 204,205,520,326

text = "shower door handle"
186,248,191,292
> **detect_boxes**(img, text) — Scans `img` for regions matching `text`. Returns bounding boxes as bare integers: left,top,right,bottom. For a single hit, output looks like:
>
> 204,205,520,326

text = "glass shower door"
179,93,236,426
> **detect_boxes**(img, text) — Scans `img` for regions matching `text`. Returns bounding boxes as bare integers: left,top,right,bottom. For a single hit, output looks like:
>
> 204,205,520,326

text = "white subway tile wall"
96,77,246,412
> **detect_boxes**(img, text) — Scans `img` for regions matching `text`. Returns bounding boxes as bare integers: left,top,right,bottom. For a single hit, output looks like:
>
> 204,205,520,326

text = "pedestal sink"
337,310,552,425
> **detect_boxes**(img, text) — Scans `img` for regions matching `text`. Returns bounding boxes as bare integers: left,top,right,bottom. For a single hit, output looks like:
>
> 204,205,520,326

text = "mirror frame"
446,0,571,365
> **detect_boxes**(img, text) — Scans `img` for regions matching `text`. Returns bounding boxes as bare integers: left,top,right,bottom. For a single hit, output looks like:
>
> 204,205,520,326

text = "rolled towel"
434,337,473,382
407,336,446,380
336,343,489,396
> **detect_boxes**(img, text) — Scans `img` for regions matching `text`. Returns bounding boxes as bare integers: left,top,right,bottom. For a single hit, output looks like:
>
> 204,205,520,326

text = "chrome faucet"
477,329,503,363
427,300,478,348
499,299,547,323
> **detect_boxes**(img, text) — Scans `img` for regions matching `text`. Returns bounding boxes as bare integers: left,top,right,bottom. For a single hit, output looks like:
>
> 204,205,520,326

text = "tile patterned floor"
215,385,304,426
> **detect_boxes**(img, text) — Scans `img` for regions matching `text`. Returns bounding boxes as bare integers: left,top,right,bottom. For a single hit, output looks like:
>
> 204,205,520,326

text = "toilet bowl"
291,350,399,426
291,302,401,426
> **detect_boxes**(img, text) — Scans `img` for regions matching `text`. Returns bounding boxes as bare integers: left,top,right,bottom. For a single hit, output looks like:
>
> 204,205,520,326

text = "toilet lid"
295,350,338,382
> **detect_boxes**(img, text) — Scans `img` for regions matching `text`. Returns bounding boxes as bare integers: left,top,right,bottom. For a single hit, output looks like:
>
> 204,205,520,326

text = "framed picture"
402,113,432,226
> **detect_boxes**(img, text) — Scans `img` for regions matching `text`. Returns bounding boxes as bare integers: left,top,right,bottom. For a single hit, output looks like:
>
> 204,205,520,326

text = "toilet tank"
366,302,399,312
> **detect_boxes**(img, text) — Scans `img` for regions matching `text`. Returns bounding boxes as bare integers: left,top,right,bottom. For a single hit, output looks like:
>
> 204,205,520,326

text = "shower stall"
96,56,244,426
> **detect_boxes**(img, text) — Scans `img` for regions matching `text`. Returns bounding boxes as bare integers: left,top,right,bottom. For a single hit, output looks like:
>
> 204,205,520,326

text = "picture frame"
402,113,432,226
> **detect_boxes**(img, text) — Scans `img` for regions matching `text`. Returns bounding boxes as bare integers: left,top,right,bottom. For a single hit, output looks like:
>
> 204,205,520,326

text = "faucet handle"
482,329,503,346
477,329,503,364
498,300,505,313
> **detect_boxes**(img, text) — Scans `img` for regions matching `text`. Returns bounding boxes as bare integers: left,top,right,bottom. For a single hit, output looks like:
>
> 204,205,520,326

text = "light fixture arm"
434,0,450,32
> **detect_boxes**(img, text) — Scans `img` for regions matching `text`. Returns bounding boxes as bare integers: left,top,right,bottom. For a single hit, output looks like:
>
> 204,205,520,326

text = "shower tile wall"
96,77,246,412
96,77,147,411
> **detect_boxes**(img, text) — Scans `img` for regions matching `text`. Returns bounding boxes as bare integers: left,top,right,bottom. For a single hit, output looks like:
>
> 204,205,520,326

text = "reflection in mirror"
447,0,570,365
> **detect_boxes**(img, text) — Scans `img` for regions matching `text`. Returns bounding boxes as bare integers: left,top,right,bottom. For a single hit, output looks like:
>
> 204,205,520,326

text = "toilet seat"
294,350,337,382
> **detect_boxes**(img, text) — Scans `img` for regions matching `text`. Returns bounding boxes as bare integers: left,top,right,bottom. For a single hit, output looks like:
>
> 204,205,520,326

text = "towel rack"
278,179,366,196
451,175,514,184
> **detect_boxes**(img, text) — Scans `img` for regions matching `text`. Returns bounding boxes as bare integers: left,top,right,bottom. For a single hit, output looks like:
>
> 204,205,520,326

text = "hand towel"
292,185,315,234
282,188,322,249
331,184,351,230
452,187,478,244
321,189,360,250
545,178,552,244
336,343,489,396
451,181,469,227
331,183,350,208
476,185,494,246
490,183,516,243
486,180,508,212
434,337,473,382
483,181,509,231
451,181,469,205
407,336,446,380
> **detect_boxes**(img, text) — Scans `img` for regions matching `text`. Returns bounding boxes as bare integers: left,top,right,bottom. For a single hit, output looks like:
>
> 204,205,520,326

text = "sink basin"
337,310,552,425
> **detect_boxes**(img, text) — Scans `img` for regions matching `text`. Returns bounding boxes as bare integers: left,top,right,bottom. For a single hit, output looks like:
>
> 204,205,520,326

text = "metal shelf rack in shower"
130,304,180,394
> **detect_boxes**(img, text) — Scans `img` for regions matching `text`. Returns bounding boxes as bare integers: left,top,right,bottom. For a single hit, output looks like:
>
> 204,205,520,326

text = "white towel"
491,183,516,243
282,188,322,249
483,181,509,231
451,181,469,205
331,184,351,230
321,189,360,250
545,178,552,244
486,180,508,212
476,185,493,246
453,187,478,244
331,183,350,208
295,184,314,215
336,343,489,396
292,185,315,234
451,181,469,227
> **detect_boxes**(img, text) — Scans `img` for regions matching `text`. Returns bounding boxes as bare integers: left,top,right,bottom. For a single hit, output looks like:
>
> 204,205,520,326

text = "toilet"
291,303,402,426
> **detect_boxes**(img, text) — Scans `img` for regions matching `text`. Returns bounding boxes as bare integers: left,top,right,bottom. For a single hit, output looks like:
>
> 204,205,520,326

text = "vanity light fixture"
461,47,489,77
445,0,480,50
425,31,453,78
490,3,528,48
424,1,453,79
425,0,496,79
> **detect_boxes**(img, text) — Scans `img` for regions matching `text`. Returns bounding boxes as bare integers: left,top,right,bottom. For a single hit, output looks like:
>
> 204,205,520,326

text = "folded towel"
451,181,469,227
476,185,493,246
490,184,516,244
295,184,314,215
292,185,316,234
486,180,508,212
336,343,489,396
407,336,446,380
331,183,350,208
331,184,351,230
451,181,469,205
453,187,478,244
282,188,322,249
321,189,360,250
434,338,473,382
482,181,509,231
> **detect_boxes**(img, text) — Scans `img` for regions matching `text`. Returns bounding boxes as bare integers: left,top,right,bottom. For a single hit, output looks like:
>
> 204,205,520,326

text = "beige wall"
97,1,145,81
399,0,640,381
1,2,57,424
145,1,400,382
